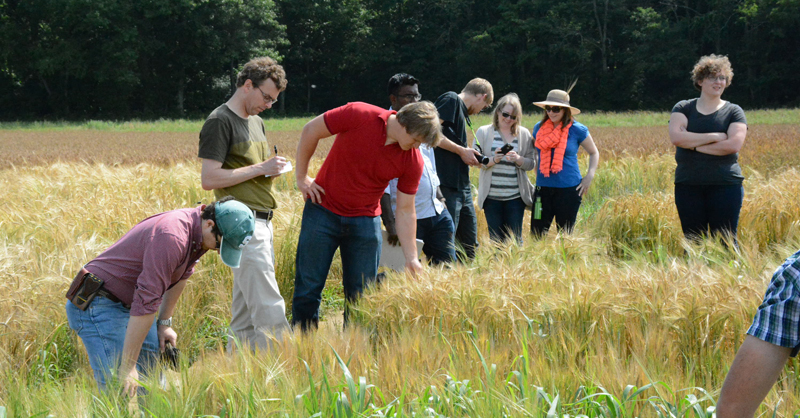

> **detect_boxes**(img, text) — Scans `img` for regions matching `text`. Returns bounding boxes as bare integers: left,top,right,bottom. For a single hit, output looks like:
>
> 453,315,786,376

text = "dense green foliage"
1,0,798,119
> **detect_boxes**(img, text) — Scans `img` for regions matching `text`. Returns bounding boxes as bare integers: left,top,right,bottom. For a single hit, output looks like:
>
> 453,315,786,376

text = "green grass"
2,107,798,132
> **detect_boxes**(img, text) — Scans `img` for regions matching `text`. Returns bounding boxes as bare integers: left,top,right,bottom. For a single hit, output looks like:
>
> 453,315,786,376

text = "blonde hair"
396,101,442,147
691,54,734,91
492,93,522,136
462,78,494,107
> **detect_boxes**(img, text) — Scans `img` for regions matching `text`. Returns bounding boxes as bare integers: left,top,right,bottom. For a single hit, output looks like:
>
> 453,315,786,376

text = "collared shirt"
84,207,207,316
386,144,444,219
318,102,423,217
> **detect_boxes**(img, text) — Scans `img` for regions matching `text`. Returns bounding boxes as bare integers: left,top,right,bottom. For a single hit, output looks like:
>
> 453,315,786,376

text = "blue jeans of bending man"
66,296,159,391
439,185,478,261
291,201,381,331
417,210,456,265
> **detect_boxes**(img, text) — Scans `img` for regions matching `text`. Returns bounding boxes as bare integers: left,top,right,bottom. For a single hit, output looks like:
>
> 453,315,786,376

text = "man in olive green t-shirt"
198,57,290,351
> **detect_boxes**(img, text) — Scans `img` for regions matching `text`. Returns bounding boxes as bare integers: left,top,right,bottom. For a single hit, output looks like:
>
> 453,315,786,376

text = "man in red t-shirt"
292,101,442,330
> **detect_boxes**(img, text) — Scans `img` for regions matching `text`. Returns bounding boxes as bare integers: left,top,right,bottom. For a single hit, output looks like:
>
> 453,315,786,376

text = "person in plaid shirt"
717,249,800,417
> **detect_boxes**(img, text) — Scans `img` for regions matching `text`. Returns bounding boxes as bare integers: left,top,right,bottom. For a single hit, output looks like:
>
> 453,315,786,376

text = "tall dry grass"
3,116,800,415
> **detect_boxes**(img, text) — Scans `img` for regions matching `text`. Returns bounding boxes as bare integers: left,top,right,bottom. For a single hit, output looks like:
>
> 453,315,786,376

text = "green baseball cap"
215,200,255,268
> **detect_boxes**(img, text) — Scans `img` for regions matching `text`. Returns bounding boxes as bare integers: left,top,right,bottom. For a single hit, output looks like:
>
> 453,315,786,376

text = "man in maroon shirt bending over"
292,101,442,331
65,197,254,396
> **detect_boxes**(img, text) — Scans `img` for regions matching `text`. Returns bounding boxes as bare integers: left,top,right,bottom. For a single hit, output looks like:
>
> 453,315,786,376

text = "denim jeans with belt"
66,296,159,390
291,201,381,331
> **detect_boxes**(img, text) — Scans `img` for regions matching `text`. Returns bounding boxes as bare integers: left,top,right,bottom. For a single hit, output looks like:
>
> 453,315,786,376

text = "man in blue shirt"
380,73,456,265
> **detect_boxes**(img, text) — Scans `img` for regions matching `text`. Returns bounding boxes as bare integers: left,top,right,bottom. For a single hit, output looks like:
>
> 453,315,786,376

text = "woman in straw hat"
668,54,747,243
530,89,599,238
475,93,536,243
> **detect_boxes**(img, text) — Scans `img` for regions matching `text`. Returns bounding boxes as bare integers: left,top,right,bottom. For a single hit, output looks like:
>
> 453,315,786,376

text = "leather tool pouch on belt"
65,269,104,311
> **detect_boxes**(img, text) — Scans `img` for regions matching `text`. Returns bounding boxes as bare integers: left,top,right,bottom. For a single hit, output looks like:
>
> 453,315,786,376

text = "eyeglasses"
214,232,222,250
706,75,727,82
396,93,422,101
501,112,517,121
545,106,563,113
255,85,278,105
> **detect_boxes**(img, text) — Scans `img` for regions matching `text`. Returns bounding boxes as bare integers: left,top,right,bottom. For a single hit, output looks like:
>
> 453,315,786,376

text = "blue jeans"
292,201,381,331
483,197,526,243
674,183,743,241
417,210,456,265
65,296,159,390
440,185,478,261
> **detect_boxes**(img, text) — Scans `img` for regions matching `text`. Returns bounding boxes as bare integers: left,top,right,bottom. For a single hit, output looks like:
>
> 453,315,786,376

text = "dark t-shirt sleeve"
434,92,458,126
671,99,692,116
198,117,231,163
729,104,747,125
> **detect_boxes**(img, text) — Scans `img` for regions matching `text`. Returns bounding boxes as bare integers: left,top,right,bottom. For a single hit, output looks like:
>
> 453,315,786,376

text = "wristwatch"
157,317,172,327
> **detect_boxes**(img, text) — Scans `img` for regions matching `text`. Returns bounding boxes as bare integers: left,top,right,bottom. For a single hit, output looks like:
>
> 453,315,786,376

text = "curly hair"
236,57,288,90
691,54,734,91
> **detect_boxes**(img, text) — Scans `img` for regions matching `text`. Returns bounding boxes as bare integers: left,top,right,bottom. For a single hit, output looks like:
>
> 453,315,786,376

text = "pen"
274,145,278,155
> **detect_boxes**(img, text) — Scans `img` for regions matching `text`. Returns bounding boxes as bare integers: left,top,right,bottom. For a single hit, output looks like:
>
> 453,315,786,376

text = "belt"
254,210,273,221
97,288,131,309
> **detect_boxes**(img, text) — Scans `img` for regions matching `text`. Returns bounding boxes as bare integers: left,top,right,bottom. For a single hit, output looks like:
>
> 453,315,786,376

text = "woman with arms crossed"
668,54,747,243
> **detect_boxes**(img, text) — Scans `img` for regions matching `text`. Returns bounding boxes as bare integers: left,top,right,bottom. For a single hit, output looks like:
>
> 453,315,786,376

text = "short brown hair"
462,78,494,107
691,54,733,91
492,93,522,136
396,101,442,147
236,57,288,90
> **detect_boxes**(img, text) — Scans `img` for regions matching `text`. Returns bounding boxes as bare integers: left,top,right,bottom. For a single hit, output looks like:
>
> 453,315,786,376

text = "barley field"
2,110,800,417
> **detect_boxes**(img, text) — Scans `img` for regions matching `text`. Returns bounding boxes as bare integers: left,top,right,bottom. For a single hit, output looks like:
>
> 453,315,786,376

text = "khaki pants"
228,218,290,351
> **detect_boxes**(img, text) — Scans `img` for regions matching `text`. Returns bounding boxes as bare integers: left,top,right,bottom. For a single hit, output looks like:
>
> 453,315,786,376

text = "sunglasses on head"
545,106,563,113
500,111,517,121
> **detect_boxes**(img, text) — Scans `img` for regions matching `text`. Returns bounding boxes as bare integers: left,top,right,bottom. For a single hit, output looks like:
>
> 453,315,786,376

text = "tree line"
1,0,797,120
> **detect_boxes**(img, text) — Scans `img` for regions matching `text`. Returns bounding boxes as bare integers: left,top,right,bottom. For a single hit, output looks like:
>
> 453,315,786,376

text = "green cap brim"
219,236,243,268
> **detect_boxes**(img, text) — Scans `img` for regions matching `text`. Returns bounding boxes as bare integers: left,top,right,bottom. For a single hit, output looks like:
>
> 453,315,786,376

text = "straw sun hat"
533,89,581,115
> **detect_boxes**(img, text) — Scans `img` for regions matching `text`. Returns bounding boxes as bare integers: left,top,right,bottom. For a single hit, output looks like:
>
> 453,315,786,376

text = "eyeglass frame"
255,83,279,106
705,74,727,82
395,93,422,101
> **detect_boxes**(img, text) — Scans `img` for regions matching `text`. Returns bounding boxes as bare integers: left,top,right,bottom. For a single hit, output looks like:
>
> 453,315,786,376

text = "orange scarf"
535,119,572,177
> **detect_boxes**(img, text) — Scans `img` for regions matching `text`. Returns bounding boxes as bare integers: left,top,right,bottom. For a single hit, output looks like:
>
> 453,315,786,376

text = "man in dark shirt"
65,198,255,396
433,78,494,261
